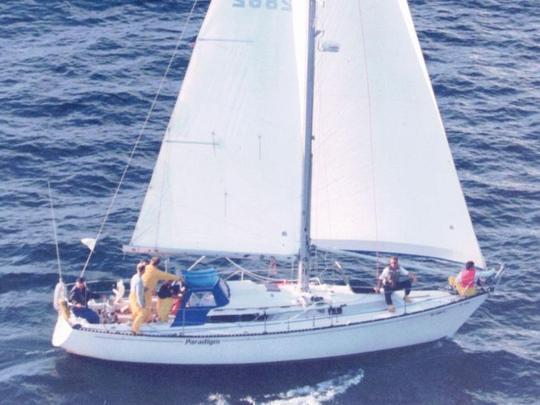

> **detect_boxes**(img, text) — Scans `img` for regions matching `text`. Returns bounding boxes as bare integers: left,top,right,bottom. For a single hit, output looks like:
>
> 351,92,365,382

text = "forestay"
127,0,309,257
310,0,485,267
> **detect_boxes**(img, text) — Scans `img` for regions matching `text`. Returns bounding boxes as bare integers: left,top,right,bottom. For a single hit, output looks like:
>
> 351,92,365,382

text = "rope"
80,0,201,277
48,181,63,281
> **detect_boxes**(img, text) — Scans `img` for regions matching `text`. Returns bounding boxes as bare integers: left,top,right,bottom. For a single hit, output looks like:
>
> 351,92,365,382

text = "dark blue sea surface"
0,0,538,404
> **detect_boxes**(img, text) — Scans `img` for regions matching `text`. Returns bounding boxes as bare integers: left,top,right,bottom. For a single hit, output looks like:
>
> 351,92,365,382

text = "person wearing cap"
375,256,417,313
129,260,148,334
69,277,100,324
448,261,496,297
142,257,181,321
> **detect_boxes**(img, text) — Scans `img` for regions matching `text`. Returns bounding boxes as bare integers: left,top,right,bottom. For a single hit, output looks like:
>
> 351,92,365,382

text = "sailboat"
52,0,503,365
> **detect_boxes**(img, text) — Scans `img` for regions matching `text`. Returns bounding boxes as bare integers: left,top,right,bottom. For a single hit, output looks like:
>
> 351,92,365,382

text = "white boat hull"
52,292,487,365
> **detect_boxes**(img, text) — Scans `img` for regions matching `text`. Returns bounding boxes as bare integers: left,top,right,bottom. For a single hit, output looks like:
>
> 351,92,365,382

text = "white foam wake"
204,368,365,405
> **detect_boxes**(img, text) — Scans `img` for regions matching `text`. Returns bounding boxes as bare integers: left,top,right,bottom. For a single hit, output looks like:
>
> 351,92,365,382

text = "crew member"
69,277,101,324
129,261,147,334
448,261,495,296
156,280,182,322
375,256,416,313
142,257,181,321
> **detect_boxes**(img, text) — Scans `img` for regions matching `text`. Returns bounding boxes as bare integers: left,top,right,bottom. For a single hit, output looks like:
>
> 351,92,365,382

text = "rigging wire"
187,255,206,272
80,0,201,278
357,3,382,281
47,181,63,281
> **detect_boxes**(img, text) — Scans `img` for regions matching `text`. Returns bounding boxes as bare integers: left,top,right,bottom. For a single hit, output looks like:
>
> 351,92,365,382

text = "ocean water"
0,0,539,404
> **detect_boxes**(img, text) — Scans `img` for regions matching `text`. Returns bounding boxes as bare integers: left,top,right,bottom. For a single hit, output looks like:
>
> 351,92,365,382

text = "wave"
204,368,365,405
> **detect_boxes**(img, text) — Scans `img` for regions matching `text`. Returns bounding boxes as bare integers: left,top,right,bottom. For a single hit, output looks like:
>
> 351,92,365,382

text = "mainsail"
311,0,485,267
127,1,309,257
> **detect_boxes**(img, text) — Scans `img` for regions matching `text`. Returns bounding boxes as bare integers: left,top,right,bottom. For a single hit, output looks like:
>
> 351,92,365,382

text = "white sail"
311,0,485,267
127,0,309,257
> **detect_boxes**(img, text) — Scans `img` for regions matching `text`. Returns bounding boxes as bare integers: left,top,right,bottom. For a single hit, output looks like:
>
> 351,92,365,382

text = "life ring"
171,296,182,315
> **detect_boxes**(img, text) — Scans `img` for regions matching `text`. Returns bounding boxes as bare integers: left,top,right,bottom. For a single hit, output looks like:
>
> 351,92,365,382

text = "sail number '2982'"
233,0,292,11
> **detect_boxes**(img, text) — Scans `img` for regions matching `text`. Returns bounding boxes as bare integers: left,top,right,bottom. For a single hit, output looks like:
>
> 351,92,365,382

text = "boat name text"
185,338,221,346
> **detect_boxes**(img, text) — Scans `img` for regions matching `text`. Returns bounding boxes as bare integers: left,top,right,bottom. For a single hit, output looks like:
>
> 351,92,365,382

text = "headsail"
127,0,309,257
311,0,485,267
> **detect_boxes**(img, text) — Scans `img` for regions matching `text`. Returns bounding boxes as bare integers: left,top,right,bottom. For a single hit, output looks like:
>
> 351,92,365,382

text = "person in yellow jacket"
129,261,148,334
142,257,181,321
156,281,182,322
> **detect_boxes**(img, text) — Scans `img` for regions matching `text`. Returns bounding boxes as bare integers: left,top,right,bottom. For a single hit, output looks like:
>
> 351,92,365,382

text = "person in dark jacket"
69,277,100,324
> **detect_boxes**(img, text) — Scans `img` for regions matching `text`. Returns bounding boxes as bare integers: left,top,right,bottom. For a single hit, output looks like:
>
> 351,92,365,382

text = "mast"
298,0,317,290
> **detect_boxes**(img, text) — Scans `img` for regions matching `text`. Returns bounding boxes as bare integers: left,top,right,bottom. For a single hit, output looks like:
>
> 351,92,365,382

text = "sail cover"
127,0,309,257
311,0,485,267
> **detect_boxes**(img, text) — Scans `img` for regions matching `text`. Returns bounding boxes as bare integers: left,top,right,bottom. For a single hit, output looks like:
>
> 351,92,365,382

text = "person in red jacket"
449,261,495,296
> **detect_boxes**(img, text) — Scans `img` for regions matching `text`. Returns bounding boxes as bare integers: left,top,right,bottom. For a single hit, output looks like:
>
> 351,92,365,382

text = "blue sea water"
0,0,539,404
